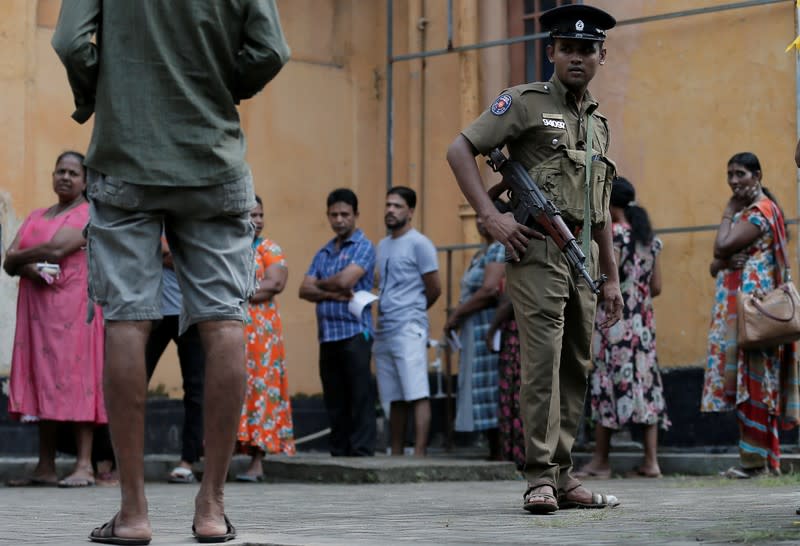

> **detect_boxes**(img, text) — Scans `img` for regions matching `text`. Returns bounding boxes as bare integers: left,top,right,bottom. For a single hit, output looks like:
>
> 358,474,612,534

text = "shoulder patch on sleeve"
490,93,513,116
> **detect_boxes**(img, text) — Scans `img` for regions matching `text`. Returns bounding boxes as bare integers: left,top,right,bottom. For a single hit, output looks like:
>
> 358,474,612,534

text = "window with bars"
508,0,575,86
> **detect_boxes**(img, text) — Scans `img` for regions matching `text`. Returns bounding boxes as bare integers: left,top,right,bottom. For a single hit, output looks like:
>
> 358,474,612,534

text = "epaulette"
519,82,551,95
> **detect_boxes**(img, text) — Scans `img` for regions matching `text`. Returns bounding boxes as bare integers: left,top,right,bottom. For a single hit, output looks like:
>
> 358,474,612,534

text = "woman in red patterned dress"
702,153,799,477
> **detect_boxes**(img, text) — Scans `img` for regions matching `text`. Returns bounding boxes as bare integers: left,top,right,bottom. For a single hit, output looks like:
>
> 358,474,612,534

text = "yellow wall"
1,0,798,398
589,0,797,367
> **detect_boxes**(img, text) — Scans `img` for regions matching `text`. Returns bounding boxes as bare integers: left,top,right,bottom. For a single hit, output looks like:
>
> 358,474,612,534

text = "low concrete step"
2,451,799,486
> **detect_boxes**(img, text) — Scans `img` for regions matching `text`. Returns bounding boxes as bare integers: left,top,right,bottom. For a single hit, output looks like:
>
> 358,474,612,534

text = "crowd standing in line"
4,151,107,489
448,200,506,460
145,238,206,484
236,196,295,481
702,152,800,478
10,7,800,546
51,0,289,544
374,187,441,456
576,177,669,479
299,189,377,457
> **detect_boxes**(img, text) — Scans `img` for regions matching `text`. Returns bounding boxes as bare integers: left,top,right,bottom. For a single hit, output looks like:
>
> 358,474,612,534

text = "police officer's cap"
540,4,616,42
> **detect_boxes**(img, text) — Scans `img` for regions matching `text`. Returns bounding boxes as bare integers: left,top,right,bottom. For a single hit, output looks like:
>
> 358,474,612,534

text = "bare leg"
575,425,612,477
389,401,408,456
35,421,58,480
193,320,247,538
413,398,430,457
103,320,152,541
60,423,95,484
244,449,265,477
640,424,661,476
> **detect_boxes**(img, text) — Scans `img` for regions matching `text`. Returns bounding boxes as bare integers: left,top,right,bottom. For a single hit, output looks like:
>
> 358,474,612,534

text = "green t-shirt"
53,0,290,186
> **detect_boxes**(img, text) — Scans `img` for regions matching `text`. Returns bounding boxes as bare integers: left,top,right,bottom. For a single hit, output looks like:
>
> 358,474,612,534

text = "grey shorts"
86,169,256,334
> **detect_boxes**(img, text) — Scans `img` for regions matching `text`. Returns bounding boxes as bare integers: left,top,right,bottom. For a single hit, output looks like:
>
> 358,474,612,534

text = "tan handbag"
737,282,800,349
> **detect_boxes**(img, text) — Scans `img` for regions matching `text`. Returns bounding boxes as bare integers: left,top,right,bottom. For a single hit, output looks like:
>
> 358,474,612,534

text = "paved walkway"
2,476,800,545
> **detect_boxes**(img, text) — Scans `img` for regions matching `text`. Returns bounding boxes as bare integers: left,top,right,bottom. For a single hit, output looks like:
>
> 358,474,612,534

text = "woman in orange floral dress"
236,196,295,481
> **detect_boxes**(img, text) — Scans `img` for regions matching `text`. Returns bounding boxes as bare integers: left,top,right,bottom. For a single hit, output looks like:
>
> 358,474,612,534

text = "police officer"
447,4,623,514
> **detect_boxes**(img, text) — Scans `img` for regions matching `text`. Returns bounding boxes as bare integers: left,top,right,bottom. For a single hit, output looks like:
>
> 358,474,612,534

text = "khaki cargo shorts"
85,169,256,334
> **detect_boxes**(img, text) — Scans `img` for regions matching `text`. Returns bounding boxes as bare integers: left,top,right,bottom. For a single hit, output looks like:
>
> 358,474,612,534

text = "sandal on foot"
168,466,196,484
719,466,767,479
559,484,620,509
6,476,58,487
192,514,237,543
89,514,151,545
522,484,559,514
573,468,611,479
235,473,264,483
58,476,96,488
624,466,662,479
97,471,120,487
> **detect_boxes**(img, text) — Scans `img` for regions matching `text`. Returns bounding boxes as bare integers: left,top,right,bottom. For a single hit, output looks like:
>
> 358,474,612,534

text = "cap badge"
575,20,584,31
490,93,513,116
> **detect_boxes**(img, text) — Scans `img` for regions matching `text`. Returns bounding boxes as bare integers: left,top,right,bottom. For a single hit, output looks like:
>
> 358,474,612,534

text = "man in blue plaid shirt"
300,189,377,456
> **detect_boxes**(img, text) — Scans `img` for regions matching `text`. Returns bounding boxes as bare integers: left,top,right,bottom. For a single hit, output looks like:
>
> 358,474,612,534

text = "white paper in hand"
447,329,462,351
492,329,501,352
35,262,61,276
348,290,378,320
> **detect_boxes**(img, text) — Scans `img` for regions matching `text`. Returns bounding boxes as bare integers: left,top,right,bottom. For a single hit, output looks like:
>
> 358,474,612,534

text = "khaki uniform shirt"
462,76,615,226
53,0,290,187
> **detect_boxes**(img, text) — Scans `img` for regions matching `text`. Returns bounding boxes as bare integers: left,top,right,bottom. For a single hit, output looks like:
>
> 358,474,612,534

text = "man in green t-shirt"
53,1,289,543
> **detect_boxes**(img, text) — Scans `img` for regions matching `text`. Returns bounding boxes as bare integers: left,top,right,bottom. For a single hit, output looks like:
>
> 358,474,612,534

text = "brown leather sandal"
523,484,559,514
558,483,620,509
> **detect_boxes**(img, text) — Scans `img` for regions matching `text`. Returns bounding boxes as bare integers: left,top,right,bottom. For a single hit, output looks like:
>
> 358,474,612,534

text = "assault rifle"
485,148,606,295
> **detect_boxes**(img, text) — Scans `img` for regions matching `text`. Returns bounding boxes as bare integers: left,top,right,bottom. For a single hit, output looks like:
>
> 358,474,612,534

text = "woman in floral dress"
577,177,670,479
236,196,295,481
702,152,799,477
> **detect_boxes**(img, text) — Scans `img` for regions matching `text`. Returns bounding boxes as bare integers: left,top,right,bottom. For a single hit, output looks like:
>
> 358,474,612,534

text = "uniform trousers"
506,236,598,492
145,316,205,464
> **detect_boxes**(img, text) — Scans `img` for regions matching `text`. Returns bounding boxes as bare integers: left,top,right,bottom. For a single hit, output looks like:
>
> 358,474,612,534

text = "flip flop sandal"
192,514,237,543
624,466,662,479
6,476,58,487
89,513,151,545
719,466,752,479
574,468,612,479
168,467,196,484
558,484,620,509
235,473,264,483
58,476,96,488
522,485,559,514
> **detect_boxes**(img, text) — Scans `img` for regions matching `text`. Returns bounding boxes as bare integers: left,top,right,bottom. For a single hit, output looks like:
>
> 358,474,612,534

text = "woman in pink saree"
4,151,106,487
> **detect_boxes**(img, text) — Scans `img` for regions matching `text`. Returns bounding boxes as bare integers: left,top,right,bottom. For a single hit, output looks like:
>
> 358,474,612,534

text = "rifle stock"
486,148,606,295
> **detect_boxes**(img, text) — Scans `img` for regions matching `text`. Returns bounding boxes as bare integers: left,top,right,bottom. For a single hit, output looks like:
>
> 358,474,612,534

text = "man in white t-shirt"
375,186,441,456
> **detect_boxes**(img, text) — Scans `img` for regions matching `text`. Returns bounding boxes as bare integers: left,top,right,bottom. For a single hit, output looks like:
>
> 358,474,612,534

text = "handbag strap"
768,199,792,283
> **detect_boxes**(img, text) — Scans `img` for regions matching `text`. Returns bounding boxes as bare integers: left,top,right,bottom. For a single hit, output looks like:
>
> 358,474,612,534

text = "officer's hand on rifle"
483,210,542,262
